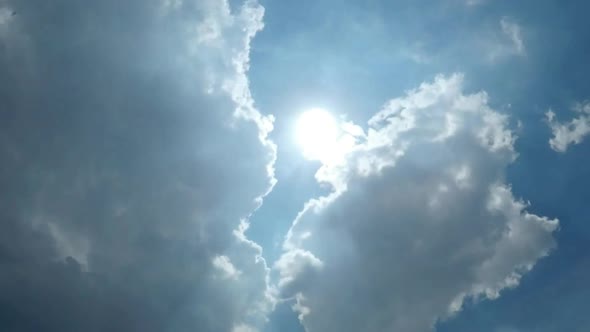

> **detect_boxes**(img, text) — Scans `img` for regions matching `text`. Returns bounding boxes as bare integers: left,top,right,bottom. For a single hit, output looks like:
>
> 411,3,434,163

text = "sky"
0,0,589,332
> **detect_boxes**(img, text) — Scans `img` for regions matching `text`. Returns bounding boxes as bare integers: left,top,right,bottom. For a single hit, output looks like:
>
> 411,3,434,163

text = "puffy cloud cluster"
546,101,590,152
277,74,558,332
0,0,275,331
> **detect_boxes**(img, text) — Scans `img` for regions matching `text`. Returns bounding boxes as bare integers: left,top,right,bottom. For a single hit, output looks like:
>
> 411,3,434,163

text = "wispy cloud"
465,0,486,6
501,17,526,55
484,17,526,62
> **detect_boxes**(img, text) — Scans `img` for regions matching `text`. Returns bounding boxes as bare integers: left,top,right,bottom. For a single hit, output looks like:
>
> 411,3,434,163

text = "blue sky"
0,0,589,331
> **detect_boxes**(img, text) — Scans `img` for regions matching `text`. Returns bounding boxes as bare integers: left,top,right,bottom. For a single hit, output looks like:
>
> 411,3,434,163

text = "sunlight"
296,108,346,163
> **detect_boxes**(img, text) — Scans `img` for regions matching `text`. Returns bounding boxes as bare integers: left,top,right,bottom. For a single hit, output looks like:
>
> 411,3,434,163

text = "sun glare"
296,108,341,162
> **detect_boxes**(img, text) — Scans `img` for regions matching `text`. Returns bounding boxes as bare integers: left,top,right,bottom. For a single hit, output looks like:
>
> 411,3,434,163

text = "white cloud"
0,0,275,331
213,255,243,280
276,74,558,332
546,101,590,152
402,41,435,65
232,324,258,332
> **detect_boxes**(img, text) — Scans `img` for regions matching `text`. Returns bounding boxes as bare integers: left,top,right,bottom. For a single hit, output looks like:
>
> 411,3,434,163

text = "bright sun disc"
296,108,340,161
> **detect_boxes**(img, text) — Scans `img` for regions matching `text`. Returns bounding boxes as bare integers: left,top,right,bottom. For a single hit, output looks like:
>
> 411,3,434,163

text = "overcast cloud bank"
0,0,275,331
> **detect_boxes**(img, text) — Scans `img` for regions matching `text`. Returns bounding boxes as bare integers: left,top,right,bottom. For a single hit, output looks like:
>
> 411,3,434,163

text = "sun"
295,108,341,162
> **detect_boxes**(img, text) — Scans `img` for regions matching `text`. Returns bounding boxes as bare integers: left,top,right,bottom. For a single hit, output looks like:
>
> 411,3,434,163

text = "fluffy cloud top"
0,0,275,331
546,101,590,152
276,74,558,332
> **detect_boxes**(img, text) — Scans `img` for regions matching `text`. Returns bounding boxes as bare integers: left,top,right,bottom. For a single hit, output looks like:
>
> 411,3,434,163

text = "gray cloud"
0,0,275,331
276,74,558,332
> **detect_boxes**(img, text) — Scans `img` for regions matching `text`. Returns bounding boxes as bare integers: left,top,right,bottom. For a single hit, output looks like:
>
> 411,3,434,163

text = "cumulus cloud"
276,74,558,332
546,102,590,152
0,0,275,331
